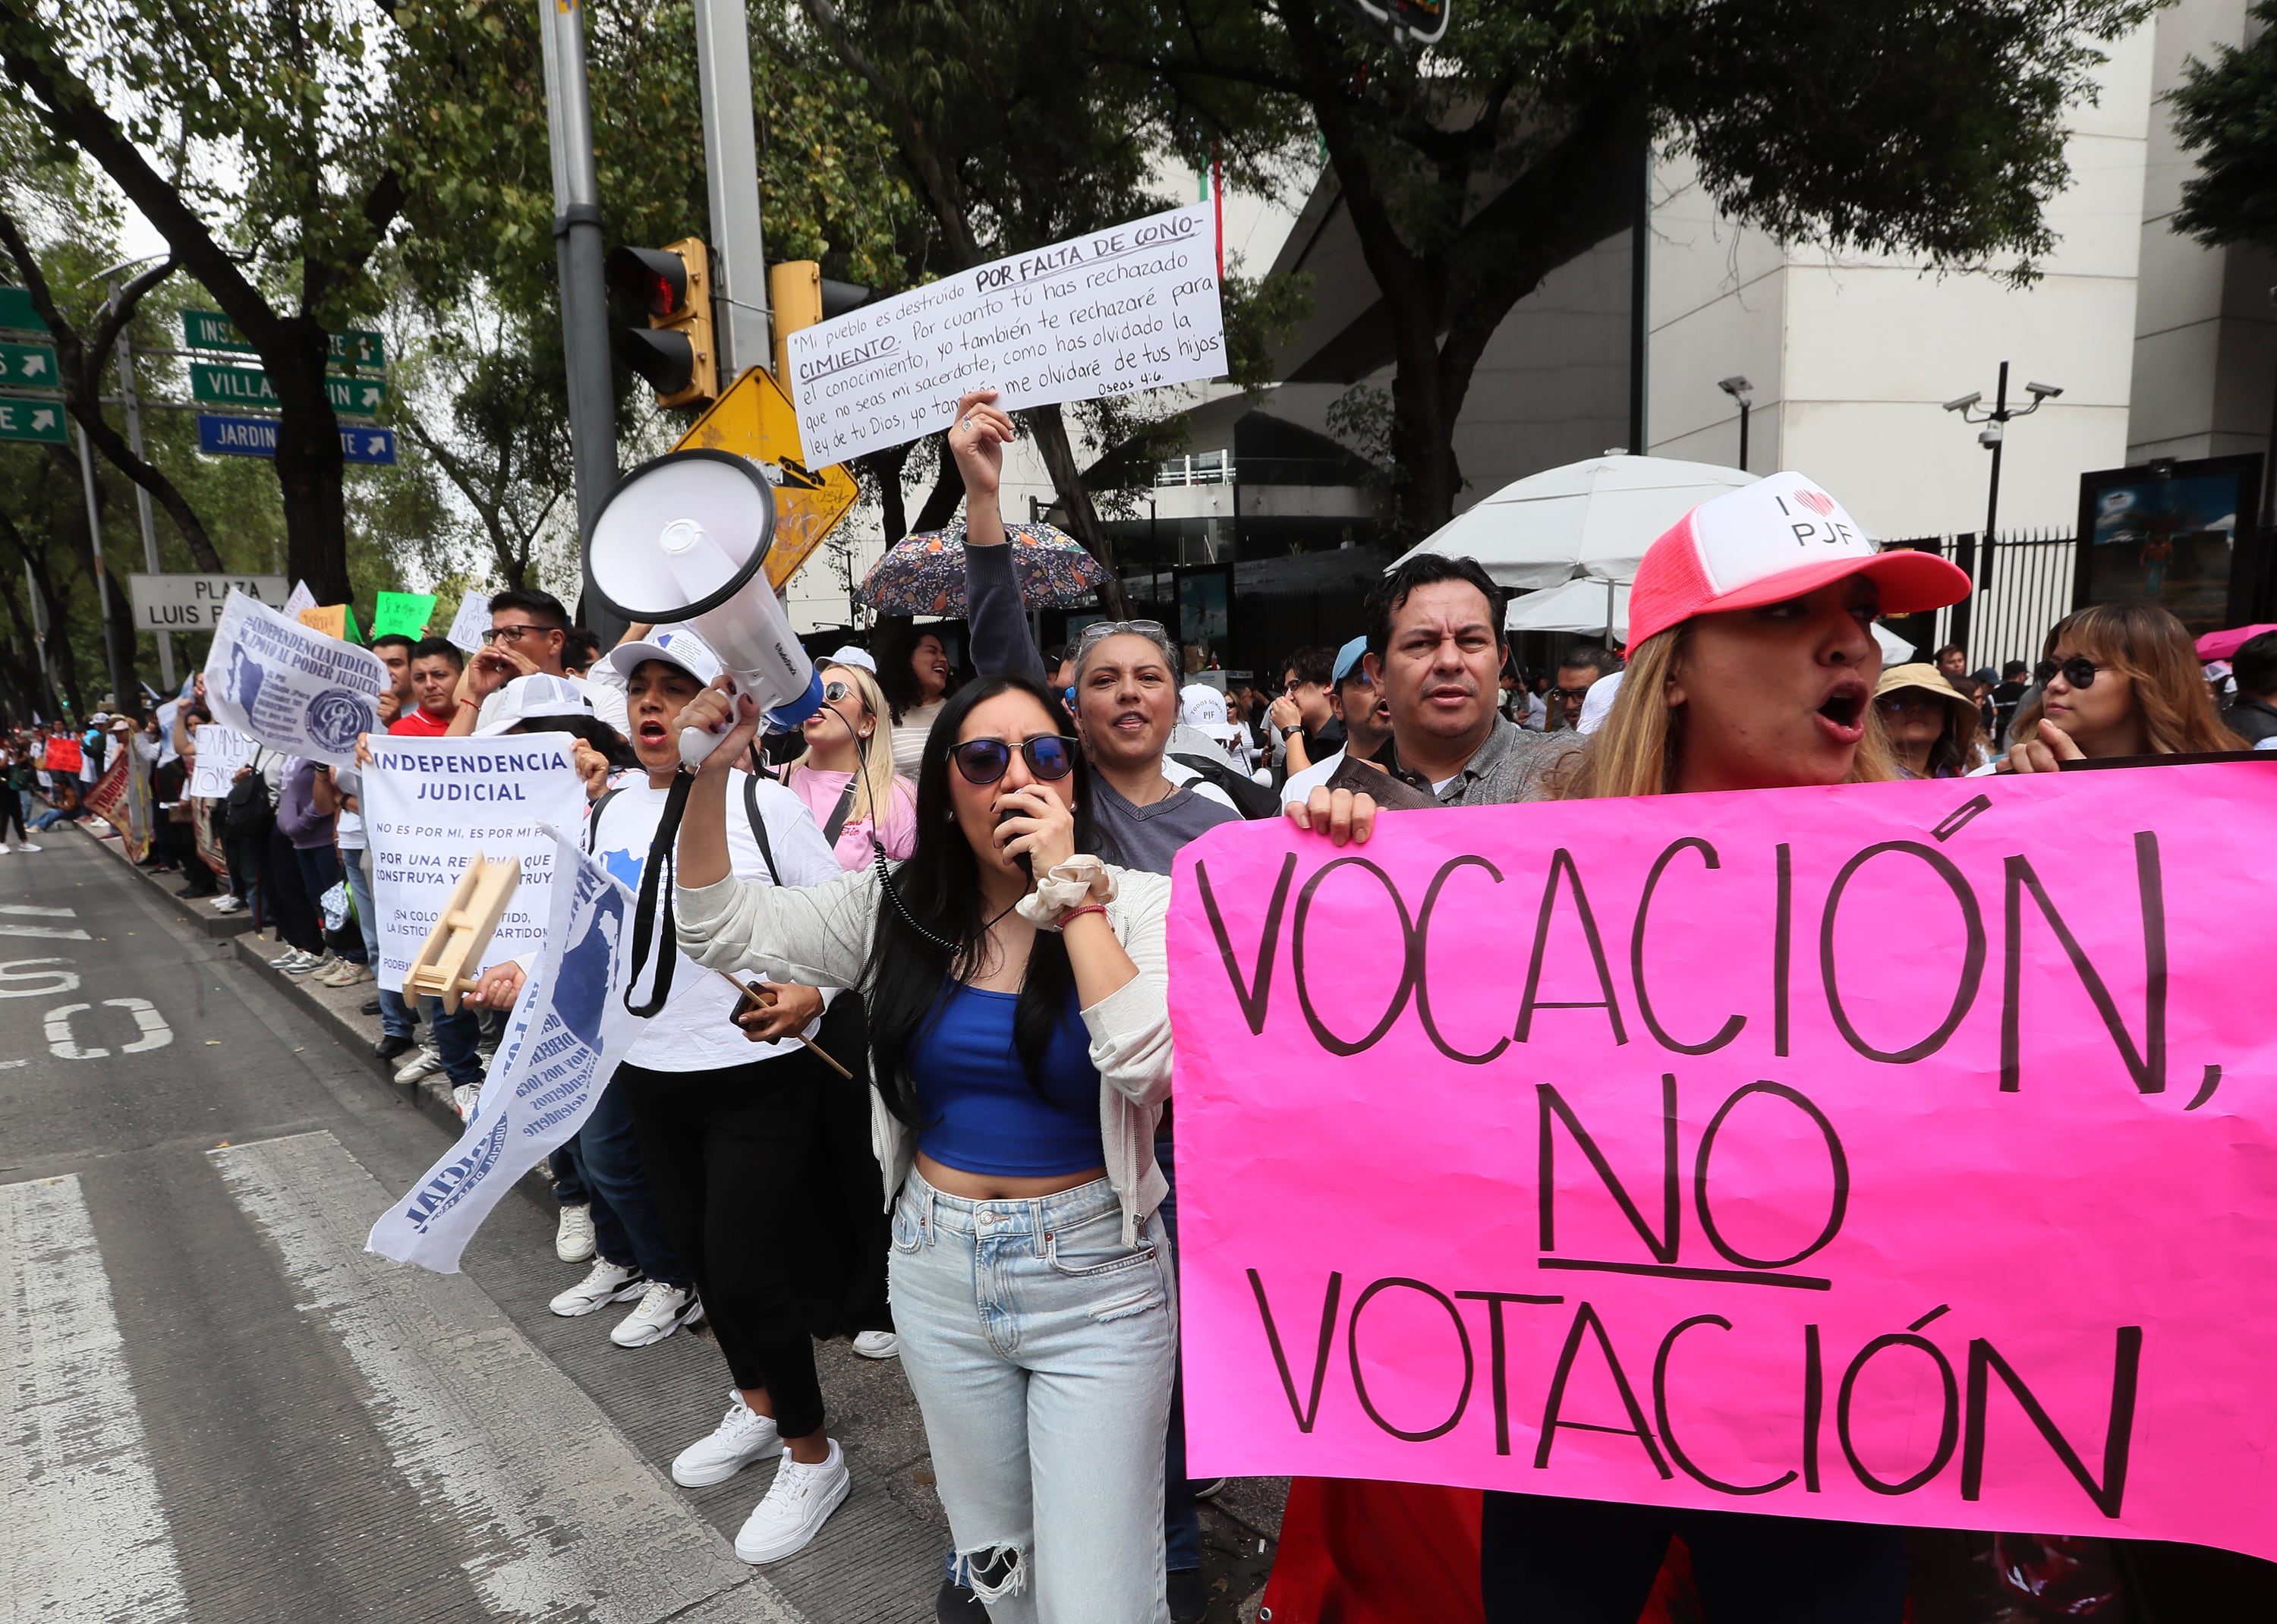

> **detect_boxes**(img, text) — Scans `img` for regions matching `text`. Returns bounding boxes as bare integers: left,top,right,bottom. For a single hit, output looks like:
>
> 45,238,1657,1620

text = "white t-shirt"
586,770,843,1072
1279,750,1346,808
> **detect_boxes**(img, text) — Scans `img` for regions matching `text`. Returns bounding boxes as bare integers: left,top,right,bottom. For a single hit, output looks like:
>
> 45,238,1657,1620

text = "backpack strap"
820,778,861,847
742,769,783,886
584,785,623,853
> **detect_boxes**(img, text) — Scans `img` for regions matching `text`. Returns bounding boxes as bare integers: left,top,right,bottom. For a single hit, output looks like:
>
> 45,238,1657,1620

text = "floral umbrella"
857,518,1106,615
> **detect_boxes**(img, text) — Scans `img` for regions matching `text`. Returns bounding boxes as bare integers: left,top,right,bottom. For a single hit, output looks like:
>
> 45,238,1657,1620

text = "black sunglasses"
2034,656,2102,690
949,735,1079,785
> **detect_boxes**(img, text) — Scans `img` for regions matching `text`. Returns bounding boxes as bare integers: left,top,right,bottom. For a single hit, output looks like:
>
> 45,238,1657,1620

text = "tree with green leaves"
1100,0,2156,540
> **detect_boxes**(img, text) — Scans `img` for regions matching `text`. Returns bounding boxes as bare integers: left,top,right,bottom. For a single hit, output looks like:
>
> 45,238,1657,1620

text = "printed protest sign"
186,723,259,798
82,745,152,860
367,832,638,1273
202,590,385,769
444,590,493,654
361,735,589,994
786,202,1226,467
1171,761,2277,1562
298,602,361,643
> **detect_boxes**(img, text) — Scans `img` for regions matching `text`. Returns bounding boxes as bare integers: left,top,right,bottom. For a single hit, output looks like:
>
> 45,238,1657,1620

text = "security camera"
2026,381,2063,400
1717,375,1753,398
1942,392,1982,414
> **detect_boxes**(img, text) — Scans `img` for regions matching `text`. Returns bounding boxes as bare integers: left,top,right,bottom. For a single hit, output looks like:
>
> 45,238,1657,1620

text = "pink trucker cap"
1626,471,1971,650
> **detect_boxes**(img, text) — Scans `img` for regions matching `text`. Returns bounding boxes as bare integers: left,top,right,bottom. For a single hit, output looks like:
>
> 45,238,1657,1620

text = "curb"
76,825,557,1214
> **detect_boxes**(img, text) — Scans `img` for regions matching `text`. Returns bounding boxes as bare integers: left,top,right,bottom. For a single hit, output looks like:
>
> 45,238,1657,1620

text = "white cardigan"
673,862,1175,1244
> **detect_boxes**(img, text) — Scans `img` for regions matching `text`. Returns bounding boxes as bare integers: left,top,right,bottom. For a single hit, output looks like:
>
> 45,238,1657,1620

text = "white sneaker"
672,1395,786,1487
395,1045,443,1084
610,1279,704,1348
733,1440,850,1563
14,842,37,853
851,1330,899,1360
322,960,373,987
269,946,310,970
550,1259,645,1317
555,1204,597,1264
452,1083,480,1122
209,893,243,913
283,949,333,977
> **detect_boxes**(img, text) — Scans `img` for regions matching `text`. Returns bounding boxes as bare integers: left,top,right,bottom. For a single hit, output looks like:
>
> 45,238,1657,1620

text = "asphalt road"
1,829,1283,1623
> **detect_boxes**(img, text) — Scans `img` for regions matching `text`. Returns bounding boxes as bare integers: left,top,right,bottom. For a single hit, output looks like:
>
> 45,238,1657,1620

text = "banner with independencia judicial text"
1170,760,2277,1562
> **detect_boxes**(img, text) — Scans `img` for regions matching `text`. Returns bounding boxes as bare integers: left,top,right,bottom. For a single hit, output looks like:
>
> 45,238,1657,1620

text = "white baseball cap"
1179,681,1243,743
1626,471,1970,649
827,645,877,674
474,672,594,736
604,626,724,688
1576,669,1623,735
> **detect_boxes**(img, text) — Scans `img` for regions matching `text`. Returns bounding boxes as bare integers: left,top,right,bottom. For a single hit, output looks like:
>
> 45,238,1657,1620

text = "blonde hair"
2010,603,2245,757
1554,624,1898,800
782,663,901,825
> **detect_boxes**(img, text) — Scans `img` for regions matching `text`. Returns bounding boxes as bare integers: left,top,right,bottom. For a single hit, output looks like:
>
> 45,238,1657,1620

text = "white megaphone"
585,449,826,769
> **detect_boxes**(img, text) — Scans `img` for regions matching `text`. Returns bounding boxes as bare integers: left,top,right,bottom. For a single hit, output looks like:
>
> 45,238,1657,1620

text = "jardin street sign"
188,362,388,417
197,413,396,465
180,308,385,369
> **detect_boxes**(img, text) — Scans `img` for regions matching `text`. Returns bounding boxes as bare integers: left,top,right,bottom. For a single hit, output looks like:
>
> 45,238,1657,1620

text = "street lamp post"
1943,363,2062,641
1718,375,1753,472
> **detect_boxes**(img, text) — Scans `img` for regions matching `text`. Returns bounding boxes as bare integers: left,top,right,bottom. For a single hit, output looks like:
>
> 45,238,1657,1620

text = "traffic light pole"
691,0,772,379
537,0,623,640
113,312,175,689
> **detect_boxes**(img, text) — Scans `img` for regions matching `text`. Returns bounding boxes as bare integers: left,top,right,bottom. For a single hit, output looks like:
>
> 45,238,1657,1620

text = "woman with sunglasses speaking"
1993,603,2244,773
672,670,1178,1624
778,661,919,867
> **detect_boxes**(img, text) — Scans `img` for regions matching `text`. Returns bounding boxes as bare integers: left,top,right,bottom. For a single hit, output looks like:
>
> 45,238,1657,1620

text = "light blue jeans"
892,1167,1175,1624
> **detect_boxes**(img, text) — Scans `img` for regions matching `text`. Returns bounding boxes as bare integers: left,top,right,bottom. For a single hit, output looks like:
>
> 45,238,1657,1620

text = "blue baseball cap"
1331,635,1370,685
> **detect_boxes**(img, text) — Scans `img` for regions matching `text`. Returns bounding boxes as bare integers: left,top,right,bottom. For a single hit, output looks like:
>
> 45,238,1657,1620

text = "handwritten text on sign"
786,203,1227,467
1168,764,2277,1560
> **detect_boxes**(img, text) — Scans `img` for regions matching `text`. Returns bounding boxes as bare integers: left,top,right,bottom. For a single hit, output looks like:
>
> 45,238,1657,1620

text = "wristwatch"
1279,725,1302,740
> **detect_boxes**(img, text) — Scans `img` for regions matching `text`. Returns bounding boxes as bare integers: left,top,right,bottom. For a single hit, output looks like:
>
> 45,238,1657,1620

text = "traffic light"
767,261,871,385
605,238,717,409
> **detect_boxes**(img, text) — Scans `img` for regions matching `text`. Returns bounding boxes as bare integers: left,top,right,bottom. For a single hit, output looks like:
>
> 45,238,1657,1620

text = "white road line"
211,1131,805,1624
0,924,90,941
0,1175,191,1624
0,904,77,918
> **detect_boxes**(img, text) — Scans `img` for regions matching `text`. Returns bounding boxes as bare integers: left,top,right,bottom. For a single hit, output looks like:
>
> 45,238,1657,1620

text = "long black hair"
874,620,961,724
863,674,1090,1126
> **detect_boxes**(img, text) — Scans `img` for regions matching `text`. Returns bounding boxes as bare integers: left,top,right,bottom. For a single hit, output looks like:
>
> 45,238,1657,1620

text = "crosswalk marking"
0,904,78,918
0,923,91,941
0,1174,191,1624
211,1131,808,1624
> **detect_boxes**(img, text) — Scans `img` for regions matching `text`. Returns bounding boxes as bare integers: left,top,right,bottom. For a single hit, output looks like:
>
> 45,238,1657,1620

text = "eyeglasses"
2034,656,2102,690
949,735,1079,785
482,624,556,644
1076,618,1170,648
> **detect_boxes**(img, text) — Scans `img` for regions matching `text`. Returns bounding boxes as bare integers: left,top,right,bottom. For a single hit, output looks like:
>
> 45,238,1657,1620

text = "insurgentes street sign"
0,393,67,443
189,363,389,417
181,308,385,369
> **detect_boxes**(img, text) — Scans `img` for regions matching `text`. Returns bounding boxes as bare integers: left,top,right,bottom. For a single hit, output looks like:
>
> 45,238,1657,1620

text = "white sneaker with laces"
610,1279,704,1348
672,1395,785,1487
452,1083,481,1122
269,946,310,970
555,1203,597,1264
395,1045,443,1084
285,949,336,977
550,1260,645,1317
209,893,243,913
851,1330,899,1360
734,1440,850,1563
14,842,37,853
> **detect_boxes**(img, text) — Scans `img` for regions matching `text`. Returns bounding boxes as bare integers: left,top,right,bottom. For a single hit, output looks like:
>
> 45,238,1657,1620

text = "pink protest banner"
1170,760,2277,1560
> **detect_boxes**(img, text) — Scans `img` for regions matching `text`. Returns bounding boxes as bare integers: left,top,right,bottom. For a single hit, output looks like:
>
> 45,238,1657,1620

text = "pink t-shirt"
786,766,917,870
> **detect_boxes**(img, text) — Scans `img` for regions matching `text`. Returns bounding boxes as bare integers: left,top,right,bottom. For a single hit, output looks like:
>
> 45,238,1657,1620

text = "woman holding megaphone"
672,670,1178,1624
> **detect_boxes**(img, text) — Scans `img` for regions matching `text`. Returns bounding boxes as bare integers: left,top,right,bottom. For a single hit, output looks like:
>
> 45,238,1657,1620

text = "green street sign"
181,308,384,369
0,341,58,389
0,394,68,444
188,361,388,417
0,287,48,336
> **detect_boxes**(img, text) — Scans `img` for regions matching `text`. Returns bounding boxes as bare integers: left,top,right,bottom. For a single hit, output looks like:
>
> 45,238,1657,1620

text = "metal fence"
1885,530,2078,672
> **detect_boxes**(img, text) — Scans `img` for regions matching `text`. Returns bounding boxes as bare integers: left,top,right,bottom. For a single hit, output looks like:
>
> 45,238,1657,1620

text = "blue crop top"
912,983,1105,1177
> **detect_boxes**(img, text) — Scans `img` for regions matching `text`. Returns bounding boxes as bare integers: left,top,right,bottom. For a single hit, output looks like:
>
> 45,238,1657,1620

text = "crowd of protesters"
57,380,2274,1622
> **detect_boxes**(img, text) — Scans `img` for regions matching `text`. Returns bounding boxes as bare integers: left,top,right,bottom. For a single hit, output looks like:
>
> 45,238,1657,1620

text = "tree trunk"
271,316,351,602
910,436,965,533
1387,338,1463,542
861,442,912,546
1025,404,1130,618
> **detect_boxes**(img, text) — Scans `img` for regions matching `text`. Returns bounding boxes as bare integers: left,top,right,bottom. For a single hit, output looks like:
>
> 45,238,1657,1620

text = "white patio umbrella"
1872,622,1920,665
1393,455,1758,589
1504,575,1631,642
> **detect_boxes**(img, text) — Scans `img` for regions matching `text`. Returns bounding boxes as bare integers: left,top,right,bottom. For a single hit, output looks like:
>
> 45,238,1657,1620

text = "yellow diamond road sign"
675,367,858,593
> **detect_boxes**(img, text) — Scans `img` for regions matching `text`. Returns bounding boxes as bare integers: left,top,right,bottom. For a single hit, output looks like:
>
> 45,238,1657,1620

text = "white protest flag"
786,201,1227,467
361,735,589,993
282,578,316,619
444,590,493,654
201,589,386,769
186,723,259,798
367,831,640,1273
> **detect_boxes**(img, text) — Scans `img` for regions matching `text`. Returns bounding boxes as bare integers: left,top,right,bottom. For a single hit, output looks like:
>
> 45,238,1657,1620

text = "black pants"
263,827,322,952
1480,1491,1908,1624
620,1050,836,1440
0,792,27,844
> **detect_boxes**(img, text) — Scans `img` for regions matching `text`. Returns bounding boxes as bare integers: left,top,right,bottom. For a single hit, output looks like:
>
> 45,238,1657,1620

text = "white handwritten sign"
786,202,1227,467
186,723,259,798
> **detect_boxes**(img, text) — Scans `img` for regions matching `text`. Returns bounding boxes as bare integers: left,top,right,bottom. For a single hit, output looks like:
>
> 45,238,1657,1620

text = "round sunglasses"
2034,656,2103,690
949,735,1079,785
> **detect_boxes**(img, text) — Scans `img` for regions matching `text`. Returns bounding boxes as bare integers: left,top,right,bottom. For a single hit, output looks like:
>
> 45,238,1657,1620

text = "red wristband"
1058,903,1109,927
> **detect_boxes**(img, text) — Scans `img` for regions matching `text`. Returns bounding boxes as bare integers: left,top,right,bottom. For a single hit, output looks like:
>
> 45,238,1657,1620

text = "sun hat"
474,672,595,737
1626,471,1970,650
1331,635,1370,685
1874,662,1976,725
603,626,724,688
